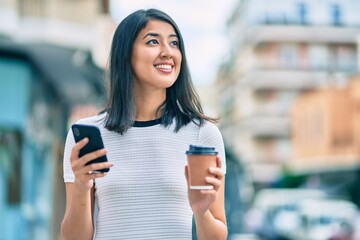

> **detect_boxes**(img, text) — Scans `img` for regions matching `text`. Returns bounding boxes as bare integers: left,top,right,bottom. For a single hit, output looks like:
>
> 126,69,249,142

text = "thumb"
184,165,190,187
216,156,222,169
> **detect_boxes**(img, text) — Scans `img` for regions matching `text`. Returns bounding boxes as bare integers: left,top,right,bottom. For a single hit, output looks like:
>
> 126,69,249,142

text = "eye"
146,39,159,45
170,40,179,48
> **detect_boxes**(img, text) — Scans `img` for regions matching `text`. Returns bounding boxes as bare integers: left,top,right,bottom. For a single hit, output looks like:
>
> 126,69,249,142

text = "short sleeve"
63,128,75,182
198,121,226,174
63,114,105,183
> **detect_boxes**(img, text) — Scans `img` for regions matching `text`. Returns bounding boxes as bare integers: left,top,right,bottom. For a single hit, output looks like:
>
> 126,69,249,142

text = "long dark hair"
104,8,216,134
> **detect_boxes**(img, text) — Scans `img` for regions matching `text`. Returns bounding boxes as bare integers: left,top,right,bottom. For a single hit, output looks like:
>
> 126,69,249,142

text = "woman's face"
131,20,182,91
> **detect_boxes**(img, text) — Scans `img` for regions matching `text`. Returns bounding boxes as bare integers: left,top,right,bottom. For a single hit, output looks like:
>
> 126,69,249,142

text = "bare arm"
193,178,227,240
61,137,113,240
61,183,95,240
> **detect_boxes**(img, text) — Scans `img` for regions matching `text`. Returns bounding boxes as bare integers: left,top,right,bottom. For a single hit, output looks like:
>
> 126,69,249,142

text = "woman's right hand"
70,137,113,192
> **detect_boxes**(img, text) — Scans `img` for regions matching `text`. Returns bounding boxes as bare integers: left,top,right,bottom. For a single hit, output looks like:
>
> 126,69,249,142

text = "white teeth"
155,64,172,70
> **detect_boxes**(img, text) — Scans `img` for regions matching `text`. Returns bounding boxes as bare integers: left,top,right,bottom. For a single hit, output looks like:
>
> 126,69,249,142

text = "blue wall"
0,57,55,240
0,58,31,128
0,57,31,239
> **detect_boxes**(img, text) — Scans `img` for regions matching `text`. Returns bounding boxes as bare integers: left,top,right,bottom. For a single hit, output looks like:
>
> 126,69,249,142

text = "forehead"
139,20,177,37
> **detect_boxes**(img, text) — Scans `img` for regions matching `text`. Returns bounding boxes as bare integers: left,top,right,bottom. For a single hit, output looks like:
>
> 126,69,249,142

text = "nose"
160,44,173,58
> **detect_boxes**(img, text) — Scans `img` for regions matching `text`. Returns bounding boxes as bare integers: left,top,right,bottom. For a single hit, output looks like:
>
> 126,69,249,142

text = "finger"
200,189,217,195
84,162,113,174
88,172,108,178
205,177,222,190
209,167,224,180
184,165,190,187
79,149,107,166
70,137,89,162
216,156,222,169
81,172,108,181
73,149,109,175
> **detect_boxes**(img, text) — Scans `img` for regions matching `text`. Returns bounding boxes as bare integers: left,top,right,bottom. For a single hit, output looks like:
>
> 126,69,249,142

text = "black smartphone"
71,124,109,173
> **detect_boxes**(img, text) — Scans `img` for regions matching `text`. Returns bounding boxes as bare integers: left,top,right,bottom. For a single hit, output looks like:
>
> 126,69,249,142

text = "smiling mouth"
155,64,173,71
155,64,173,73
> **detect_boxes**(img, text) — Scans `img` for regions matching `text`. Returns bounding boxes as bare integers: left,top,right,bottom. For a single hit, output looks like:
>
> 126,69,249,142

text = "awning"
0,38,106,107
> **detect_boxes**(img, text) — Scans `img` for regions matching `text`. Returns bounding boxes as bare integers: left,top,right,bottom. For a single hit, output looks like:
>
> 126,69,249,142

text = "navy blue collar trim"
133,118,162,127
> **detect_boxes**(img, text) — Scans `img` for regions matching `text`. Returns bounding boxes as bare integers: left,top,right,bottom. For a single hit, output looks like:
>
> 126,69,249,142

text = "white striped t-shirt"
63,113,226,240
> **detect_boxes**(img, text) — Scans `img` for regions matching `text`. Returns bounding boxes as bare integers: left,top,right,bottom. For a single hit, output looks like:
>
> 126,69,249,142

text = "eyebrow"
142,32,178,39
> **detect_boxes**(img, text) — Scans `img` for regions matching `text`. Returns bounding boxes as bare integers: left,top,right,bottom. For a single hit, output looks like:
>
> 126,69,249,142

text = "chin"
161,83,175,89
159,78,177,88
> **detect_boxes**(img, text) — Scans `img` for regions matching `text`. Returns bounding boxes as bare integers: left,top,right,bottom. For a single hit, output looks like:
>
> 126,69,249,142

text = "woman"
61,8,227,240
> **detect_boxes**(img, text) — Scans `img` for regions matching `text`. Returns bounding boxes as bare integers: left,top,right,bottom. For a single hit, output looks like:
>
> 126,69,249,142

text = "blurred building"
216,0,360,185
288,76,360,182
291,77,360,171
0,0,115,239
289,76,360,207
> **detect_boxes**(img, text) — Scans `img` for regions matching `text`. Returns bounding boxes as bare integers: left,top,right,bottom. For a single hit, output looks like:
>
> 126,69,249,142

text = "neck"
134,89,166,121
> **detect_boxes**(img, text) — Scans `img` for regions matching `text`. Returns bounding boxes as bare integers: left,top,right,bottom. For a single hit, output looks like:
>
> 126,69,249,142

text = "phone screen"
71,124,109,173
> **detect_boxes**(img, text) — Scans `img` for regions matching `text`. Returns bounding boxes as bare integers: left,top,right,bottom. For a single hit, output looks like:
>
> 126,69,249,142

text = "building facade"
216,0,360,184
291,77,360,171
0,0,113,239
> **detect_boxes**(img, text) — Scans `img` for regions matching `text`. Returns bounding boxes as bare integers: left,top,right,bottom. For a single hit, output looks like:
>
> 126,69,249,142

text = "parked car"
294,198,359,240
244,188,327,240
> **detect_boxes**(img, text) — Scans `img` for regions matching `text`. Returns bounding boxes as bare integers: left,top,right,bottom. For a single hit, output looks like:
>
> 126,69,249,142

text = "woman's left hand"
185,156,224,216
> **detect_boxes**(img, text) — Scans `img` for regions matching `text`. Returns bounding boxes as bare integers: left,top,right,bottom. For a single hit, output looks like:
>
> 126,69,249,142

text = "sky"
110,0,238,86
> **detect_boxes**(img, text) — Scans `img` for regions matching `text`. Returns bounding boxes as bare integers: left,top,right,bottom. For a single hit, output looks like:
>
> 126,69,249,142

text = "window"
335,45,357,71
297,3,308,25
279,44,299,68
308,44,328,70
330,4,342,26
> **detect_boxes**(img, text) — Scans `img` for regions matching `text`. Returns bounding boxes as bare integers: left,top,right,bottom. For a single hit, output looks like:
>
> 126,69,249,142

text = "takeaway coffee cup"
186,145,218,190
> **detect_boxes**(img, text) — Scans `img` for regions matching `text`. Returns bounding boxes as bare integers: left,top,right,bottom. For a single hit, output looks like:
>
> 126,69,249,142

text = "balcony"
245,25,360,45
238,69,351,90
238,115,290,138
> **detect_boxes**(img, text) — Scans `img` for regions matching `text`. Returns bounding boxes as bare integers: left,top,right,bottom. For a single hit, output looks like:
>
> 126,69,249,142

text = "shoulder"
197,120,226,172
202,120,221,131
182,119,219,131
74,112,106,127
199,120,222,137
182,120,223,142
